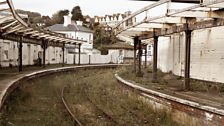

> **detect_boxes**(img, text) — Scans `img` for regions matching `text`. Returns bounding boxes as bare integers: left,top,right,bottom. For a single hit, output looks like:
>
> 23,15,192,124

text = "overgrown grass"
118,65,224,93
0,73,75,126
65,69,179,126
1,68,180,126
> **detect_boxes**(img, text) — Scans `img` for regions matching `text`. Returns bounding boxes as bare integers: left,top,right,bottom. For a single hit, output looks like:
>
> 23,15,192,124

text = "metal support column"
134,36,138,73
152,36,158,82
78,43,81,65
62,43,65,67
41,40,47,68
137,39,143,77
184,29,192,90
145,46,147,68
18,36,23,72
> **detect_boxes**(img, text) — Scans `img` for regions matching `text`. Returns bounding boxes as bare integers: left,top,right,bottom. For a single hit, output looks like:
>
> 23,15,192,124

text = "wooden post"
184,29,192,90
152,36,158,82
78,43,81,65
18,36,23,72
134,36,138,73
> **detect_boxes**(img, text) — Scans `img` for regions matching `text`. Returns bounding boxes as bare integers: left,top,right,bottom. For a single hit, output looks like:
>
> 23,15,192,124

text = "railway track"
61,80,118,126
84,90,118,124
61,85,83,126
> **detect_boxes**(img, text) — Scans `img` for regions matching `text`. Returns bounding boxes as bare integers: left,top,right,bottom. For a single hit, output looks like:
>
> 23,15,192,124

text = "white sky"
13,0,152,17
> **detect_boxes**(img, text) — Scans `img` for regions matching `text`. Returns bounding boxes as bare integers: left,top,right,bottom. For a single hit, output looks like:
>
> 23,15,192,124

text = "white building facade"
94,11,136,28
0,40,66,67
48,15,94,52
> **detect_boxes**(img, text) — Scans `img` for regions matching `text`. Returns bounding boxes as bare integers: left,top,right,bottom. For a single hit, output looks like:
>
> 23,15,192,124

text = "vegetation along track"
0,67,180,126
61,86,83,126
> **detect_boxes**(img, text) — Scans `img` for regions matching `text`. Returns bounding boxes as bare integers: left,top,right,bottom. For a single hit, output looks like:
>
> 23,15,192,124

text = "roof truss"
0,0,86,47
114,0,224,41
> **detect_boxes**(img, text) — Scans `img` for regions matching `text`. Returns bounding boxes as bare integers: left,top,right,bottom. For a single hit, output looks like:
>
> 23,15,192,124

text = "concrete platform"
0,64,121,110
115,74,224,126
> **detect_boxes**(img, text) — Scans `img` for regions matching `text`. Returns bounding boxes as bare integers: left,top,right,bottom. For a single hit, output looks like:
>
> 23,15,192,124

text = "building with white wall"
156,26,224,83
47,15,94,52
0,39,65,67
94,11,136,28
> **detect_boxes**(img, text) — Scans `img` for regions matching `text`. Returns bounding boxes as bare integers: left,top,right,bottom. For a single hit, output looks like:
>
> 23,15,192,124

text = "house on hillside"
47,15,94,53
94,11,136,28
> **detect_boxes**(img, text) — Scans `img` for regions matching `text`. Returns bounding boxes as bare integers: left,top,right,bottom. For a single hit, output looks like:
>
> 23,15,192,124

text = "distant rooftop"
47,24,93,33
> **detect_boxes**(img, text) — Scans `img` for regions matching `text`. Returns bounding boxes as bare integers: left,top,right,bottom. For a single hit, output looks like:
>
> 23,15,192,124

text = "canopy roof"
114,0,224,43
0,0,86,47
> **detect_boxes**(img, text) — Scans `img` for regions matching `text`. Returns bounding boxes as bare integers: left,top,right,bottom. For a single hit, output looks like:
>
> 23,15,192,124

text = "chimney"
76,21,83,26
63,15,72,26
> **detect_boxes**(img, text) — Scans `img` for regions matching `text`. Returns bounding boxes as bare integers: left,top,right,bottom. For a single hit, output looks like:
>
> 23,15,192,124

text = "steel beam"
1,20,17,30
7,0,28,27
139,19,224,40
184,29,192,90
115,0,170,28
152,36,158,82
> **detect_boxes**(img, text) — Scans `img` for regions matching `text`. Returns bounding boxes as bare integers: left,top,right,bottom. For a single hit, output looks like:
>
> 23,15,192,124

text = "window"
148,45,151,51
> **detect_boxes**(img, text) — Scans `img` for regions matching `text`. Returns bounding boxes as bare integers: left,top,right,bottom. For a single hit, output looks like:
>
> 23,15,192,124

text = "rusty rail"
61,85,83,126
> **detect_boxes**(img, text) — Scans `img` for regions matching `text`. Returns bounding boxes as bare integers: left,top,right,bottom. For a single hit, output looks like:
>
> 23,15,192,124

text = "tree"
42,16,53,27
51,9,69,24
71,6,84,21
16,9,42,25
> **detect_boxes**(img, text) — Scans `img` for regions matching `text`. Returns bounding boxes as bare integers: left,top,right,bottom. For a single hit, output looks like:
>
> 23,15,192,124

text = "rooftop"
47,24,93,33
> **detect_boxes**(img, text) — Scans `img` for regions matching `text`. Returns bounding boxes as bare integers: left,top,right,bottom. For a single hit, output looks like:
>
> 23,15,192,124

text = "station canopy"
0,0,86,47
114,0,224,45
